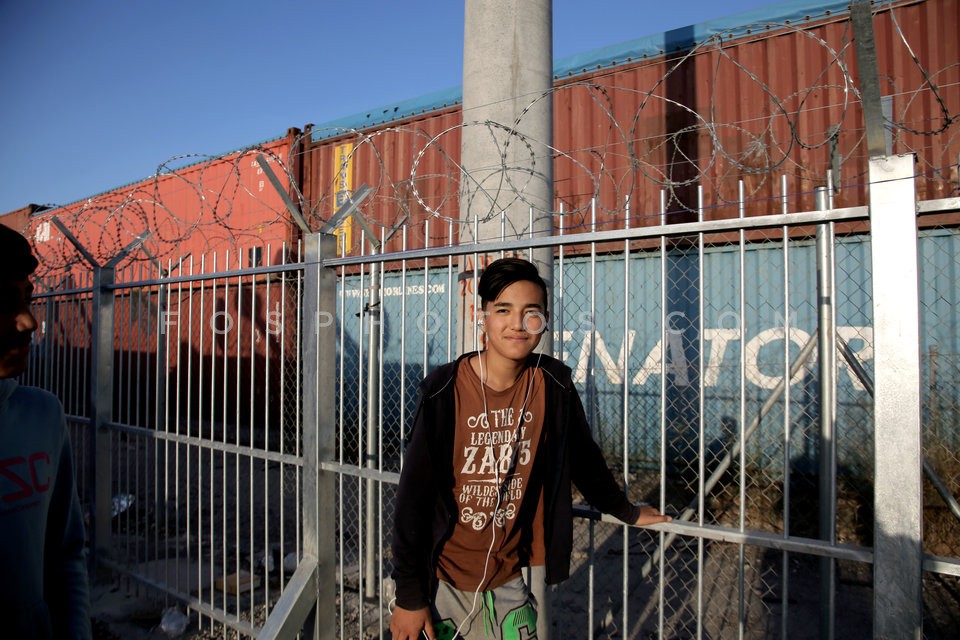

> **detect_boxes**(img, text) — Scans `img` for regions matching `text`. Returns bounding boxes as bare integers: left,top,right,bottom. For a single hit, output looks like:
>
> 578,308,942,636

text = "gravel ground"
91,580,208,640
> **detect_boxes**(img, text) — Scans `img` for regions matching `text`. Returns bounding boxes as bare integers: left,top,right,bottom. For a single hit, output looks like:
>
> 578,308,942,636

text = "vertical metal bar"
780,173,791,640
113,281,125,569
473,213,480,351
277,242,289,605
401,226,408,460
589,199,598,434
537,204,559,640
869,154,922,639
621,195,631,637
290,237,306,632
132,264,142,435
119,271,130,567
588,519,595,640
65,286,72,415
83,271,96,504
63,287,71,413
54,285,61,408
297,238,303,575
247,252,256,625
121,274,130,573
318,233,339,640
118,284,127,424
365,241,381,601
152,263,167,591
815,186,837,640
302,232,338,638
43,286,54,394
658,189,668,637
553,202,565,360
337,233,347,634
126,262,142,592
263,245,272,616
173,260,183,600
696,184,706,640
57,281,65,413
469,213,486,351
447,220,455,361
356,232,367,637
423,218,430,378
184,257,194,608
220,251,229,624
377,230,386,636
209,253,218,630
197,254,206,624
73,286,81,415
277,243,287,595
92,262,115,571
352,231,364,635
501,209,507,257
738,180,747,640
306,234,323,637
527,206,534,261
160,260,171,594
234,254,242,618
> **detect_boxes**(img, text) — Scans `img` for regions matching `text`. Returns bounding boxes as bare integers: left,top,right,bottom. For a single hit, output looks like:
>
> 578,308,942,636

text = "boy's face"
0,277,37,379
480,280,548,364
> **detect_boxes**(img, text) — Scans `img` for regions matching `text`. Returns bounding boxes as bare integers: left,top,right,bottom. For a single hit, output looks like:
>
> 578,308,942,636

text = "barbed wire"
14,0,957,278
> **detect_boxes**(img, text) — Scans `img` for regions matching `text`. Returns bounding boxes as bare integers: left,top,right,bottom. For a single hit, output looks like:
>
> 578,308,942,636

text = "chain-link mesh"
543,212,949,636
20,195,959,639
919,221,960,563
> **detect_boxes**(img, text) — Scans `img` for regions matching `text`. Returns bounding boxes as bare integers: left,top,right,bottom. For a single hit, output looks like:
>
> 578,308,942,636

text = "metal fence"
21,158,960,638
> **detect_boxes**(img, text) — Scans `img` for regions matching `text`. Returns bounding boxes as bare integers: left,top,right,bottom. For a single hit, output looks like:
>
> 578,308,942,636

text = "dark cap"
0,224,39,279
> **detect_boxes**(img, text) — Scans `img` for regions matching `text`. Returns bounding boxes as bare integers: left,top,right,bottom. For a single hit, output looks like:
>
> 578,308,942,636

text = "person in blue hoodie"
0,223,92,639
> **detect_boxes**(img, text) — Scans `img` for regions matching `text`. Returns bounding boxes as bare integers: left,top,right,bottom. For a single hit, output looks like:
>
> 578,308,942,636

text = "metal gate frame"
262,153,957,638
23,154,960,638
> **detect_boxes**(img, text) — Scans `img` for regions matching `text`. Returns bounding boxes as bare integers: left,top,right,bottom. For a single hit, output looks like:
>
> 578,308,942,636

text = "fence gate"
23,156,960,638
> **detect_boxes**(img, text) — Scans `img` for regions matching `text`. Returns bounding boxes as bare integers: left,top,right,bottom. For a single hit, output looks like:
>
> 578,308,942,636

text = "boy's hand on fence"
390,605,435,640
634,504,671,526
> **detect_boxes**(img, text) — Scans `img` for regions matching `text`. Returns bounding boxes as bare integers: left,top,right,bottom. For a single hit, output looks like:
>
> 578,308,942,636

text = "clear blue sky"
0,0,777,214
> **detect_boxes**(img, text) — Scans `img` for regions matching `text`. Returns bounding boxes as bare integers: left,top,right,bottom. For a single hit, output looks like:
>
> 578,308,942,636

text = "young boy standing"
390,257,669,639
0,224,92,639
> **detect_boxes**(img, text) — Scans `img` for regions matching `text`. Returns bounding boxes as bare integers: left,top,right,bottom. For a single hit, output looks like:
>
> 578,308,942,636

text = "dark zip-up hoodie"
391,352,642,610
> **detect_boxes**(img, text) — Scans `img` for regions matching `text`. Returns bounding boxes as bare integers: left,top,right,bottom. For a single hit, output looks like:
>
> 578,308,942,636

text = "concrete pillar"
458,0,554,355
458,3,555,636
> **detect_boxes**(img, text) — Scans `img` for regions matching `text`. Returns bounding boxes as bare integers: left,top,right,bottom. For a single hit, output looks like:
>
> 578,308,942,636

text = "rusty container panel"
302,0,956,253
16,134,295,383
302,109,463,256
21,135,295,276
874,0,959,202
0,205,38,234
6,1,955,262
18,135,299,432
553,0,958,226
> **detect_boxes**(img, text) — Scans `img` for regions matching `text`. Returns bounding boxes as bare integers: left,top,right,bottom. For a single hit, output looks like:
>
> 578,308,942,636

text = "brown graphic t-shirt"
436,356,547,592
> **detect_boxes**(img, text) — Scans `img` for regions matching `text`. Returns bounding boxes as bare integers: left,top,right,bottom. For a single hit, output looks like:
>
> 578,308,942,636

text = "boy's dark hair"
478,257,548,307
0,224,39,280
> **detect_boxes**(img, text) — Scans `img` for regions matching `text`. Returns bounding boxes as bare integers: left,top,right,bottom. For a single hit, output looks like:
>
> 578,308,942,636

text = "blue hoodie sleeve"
45,411,92,640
